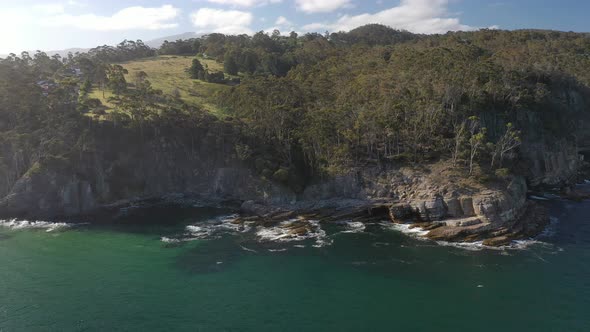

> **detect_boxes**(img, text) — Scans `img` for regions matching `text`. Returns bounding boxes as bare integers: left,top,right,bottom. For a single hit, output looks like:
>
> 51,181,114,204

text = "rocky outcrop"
233,163,545,246
0,161,294,220
0,170,98,219
522,141,581,187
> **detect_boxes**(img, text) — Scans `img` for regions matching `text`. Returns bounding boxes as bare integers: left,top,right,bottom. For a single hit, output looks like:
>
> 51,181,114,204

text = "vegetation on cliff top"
1,25,590,196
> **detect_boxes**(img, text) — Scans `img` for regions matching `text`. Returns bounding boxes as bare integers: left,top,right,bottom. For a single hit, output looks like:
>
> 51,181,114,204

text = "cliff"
0,85,588,247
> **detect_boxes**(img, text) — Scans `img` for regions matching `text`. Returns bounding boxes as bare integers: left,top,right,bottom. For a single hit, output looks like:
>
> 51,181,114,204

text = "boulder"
445,197,464,218
388,203,414,221
240,200,279,217
459,197,476,217
411,196,447,221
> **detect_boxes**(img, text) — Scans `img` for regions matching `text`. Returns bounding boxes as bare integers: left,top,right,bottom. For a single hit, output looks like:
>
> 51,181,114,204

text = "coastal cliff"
0,84,587,246
2,28,590,247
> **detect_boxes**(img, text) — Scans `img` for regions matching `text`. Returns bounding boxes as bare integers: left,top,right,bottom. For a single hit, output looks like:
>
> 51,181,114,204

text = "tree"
106,64,128,95
224,51,239,76
134,71,148,87
451,121,466,167
491,123,521,169
189,58,206,80
80,79,92,95
239,50,258,74
467,116,487,175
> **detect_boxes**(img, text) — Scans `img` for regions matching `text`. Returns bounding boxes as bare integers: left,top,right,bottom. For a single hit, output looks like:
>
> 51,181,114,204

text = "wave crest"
0,219,72,232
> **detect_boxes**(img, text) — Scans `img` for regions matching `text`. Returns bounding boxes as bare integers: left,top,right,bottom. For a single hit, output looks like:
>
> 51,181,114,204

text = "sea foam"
256,220,333,248
0,219,72,232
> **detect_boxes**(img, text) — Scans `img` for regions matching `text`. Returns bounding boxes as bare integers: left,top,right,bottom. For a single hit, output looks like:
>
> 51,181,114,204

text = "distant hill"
45,48,90,58
0,32,201,59
144,32,202,49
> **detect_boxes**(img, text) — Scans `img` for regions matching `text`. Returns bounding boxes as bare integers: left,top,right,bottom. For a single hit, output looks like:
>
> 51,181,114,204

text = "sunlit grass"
89,55,229,117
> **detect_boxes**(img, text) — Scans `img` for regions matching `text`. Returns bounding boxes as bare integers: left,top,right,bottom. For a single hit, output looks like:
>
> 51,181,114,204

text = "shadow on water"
174,237,248,274
0,233,11,241
85,206,235,237
545,199,590,247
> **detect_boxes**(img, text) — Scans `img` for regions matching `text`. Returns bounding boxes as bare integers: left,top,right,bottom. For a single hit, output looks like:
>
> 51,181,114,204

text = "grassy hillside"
89,55,229,116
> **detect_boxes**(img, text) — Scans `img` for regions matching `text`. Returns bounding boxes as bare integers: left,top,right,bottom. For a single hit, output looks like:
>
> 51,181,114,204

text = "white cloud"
33,4,65,14
67,0,88,7
0,8,35,54
295,0,353,13
275,16,292,26
205,0,282,7
302,0,477,34
41,5,180,31
191,8,253,34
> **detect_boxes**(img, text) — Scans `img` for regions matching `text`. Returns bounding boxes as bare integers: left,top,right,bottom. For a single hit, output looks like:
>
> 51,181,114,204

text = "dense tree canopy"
1,25,590,192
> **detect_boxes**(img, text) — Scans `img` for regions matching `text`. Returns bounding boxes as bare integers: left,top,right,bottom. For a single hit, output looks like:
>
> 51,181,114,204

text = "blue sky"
1,0,589,54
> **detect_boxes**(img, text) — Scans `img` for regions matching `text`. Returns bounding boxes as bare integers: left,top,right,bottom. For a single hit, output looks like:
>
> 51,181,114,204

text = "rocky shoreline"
234,198,549,248
2,158,587,247
228,166,555,247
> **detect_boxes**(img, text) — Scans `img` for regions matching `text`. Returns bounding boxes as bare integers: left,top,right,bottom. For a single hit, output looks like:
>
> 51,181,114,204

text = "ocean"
0,194,589,331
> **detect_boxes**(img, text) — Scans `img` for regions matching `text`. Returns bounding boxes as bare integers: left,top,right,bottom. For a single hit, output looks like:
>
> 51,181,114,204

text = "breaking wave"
381,222,429,238
0,219,72,232
334,221,366,234
160,214,252,243
382,221,553,251
256,220,333,248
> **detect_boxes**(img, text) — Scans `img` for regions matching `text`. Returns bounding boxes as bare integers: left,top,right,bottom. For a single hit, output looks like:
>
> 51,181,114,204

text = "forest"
1,25,590,194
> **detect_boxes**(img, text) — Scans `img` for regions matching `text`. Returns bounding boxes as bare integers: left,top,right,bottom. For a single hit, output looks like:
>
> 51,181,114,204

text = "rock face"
0,152,546,247
0,171,98,219
0,157,294,220
522,141,580,187
0,115,560,249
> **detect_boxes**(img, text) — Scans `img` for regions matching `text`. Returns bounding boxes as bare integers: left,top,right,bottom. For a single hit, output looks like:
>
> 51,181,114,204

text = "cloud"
41,5,180,31
295,0,353,13
32,4,65,14
302,0,477,34
205,0,282,7
275,16,292,26
191,8,253,34
265,16,296,34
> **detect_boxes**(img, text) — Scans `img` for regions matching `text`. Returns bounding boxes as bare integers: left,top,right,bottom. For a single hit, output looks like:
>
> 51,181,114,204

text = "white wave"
0,219,72,232
256,219,333,248
339,221,366,234
381,221,552,251
382,222,429,238
436,238,550,251
240,245,258,253
160,235,206,244
268,248,287,252
160,237,181,243
538,217,559,238
530,195,549,201
436,240,487,251
542,193,562,200
510,239,545,250
186,225,213,239
214,215,253,233
180,214,250,241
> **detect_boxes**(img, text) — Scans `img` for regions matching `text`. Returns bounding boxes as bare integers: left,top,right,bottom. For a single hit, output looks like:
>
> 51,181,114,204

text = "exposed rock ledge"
237,169,550,246
0,161,551,246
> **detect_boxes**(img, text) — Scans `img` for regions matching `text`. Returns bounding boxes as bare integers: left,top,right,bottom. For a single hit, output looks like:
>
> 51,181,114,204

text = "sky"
0,0,589,54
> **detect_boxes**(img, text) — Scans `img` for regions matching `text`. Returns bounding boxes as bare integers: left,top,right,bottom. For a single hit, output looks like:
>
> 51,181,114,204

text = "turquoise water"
1,199,589,331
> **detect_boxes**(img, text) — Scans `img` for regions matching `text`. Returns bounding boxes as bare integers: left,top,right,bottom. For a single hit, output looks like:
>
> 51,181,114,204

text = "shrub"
495,168,511,179
272,168,290,183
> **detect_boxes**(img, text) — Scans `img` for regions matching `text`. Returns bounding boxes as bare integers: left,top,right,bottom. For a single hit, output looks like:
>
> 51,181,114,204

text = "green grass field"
89,55,229,116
